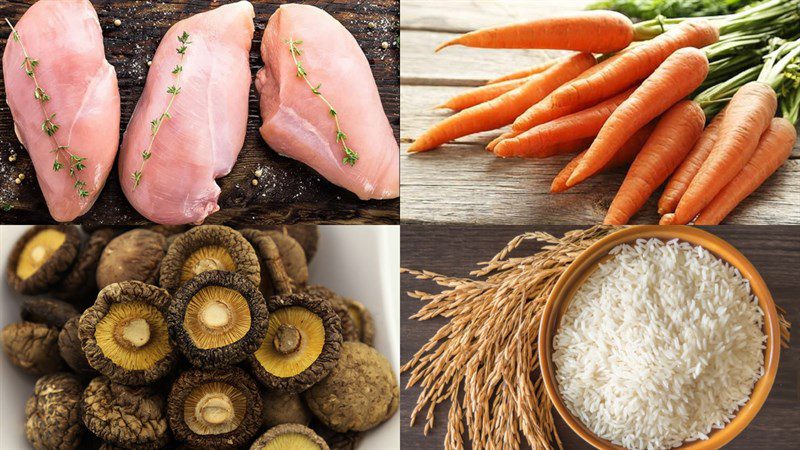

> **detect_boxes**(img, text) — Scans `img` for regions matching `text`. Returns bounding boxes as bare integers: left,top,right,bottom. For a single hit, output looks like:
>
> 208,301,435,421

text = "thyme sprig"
132,31,191,189
5,18,89,198
286,38,359,166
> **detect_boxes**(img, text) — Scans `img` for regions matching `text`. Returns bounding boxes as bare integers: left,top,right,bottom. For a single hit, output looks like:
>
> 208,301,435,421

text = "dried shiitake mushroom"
59,316,96,375
250,423,329,450
250,293,342,393
82,376,170,449
25,372,84,450
96,229,167,290
7,225,81,295
1,322,64,375
55,228,115,304
169,270,268,368
79,281,176,385
240,229,294,297
304,286,373,345
262,389,312,428
264,225,319,263
21,297,78,329
304,342,398,432
168,367,263,449
160,225,260,293
263,230,308,287
311,422,361,450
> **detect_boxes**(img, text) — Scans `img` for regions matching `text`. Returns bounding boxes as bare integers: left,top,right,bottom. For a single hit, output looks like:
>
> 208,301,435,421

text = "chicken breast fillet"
3,0,120,222
256,4,399,200
119,1,255,225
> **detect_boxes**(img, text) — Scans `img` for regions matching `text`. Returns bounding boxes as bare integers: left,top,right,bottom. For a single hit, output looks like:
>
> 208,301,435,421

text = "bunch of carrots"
408,0,799,225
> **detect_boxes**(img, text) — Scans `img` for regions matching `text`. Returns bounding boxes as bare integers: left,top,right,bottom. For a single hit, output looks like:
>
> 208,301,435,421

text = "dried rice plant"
401,226,792,450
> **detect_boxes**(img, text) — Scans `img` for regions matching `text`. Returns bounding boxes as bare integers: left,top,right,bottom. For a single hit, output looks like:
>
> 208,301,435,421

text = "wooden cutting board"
0,0,399,225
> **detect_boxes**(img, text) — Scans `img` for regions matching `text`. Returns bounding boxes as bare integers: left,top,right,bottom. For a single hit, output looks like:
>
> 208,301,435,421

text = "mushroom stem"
199,300,232,332
117,318,151,349
196,393,234,426
30,245,47,263
273,324,301,355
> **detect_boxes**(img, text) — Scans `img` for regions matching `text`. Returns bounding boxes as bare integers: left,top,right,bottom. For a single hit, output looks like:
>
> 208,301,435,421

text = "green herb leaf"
167,85,181,95
172,65,183,74
53,160,63,171
1,203,13,212
142,151,151,160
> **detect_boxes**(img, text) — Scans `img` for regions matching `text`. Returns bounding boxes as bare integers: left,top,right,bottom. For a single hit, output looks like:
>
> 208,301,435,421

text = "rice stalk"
402,226,792,450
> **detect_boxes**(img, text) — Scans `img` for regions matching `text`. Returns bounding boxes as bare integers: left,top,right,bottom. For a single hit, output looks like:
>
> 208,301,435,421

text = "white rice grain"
553,239,765,450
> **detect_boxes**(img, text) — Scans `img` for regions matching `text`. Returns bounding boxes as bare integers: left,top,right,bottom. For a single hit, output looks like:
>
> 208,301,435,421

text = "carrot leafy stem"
132,30,191,190
5,18,89,198
286,38,359,166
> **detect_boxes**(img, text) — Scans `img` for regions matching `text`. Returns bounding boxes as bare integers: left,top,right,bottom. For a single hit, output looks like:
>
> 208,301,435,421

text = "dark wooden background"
401,226,800,449
0,0,399,225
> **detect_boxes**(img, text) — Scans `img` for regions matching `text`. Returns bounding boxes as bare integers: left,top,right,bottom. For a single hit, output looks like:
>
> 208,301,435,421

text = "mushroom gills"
95,302,171,370
261,433,324,450
16,229,66,279
184,381,247,435
184,286,252,349
255,307,325,377
181,246,236,283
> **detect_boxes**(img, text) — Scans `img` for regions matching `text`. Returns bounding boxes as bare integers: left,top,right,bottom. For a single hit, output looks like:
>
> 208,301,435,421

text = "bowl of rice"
539,226,781,450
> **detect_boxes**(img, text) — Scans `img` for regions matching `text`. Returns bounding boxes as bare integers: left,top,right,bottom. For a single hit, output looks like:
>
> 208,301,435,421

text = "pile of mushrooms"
1,224,398,450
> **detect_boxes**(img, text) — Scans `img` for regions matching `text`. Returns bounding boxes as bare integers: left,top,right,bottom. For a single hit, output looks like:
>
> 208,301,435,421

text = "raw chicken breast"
3,0,120,222
119,1,254,225
256,4,399,200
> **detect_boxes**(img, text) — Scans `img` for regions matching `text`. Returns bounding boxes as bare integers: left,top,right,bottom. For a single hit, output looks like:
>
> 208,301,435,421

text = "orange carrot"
695,117,796,225
407,53,596,153
486,132,514,152
495,137,594,159
436,11,634,54
670,81,778,224
511,54,627,133
603,101,705,225
437,77,531,111
566,47,709,187
550,19,718,110
550,122,656,193
486,59,560,84
657,107,726,215
493,86,636,158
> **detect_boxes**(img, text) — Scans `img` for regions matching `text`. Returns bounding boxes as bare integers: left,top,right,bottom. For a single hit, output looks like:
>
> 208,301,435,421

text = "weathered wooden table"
400,0,800,224
401,225,800,449
0,0,399,225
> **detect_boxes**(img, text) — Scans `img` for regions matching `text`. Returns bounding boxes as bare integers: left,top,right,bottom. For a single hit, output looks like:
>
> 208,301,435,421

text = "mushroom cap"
21,297,79,329
96,229,166,290
55,228,115,304
249,293,342,393
168,367,263,449
169,270,268,368
303,286,373,345
263,230,309,287
59,316,96,375
1,321,64,375
261,389,312,428
7,225,81,295
304,342,399,432
250,423,330,450
25,373,84,450
81,376,169,449
79,281,176,385
159,225,260,294
239,229,294,298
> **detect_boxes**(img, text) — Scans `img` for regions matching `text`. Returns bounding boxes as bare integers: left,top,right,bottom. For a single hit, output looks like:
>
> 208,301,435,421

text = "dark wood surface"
401,225,800,449
0,0,399,225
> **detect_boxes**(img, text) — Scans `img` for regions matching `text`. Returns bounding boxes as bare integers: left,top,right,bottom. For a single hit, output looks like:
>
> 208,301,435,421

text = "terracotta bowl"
539,226,781,450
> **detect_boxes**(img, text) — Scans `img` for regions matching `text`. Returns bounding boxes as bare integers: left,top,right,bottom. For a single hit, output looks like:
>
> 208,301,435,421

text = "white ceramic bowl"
0,225,400,450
